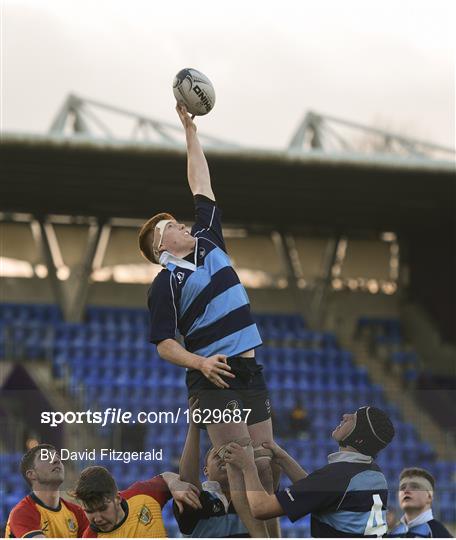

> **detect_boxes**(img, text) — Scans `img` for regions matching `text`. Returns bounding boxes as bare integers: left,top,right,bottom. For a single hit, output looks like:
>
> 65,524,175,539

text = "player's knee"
255,459,269,483
253,444,273,463
216,436,252,461
251,442,273,483
254,453,274,492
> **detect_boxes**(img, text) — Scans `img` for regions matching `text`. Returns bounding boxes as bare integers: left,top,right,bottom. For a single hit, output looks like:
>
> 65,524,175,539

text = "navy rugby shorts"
186,356,271,427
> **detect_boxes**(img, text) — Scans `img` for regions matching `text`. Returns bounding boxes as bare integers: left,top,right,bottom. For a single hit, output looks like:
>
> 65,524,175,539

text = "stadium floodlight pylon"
288,111,455,161
49,95,454,161
48,93,241,149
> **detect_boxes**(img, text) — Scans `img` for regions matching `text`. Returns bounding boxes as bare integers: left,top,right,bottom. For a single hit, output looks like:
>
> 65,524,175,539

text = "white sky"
1,0,455,149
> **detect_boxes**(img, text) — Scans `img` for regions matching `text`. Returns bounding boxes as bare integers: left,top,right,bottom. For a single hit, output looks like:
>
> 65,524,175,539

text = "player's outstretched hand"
176,102,197,133
200,354,235,389
223,442,255,471
169,478,202,514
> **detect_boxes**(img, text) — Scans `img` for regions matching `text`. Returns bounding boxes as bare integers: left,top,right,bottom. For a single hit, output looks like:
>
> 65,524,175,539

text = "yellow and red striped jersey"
83,475,171,538
5,493,88,538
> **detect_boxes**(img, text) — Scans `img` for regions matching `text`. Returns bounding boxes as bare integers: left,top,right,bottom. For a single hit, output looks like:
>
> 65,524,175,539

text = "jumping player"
72,465,201,537
5,444,88,538
138,103,275,537
224,406,395,537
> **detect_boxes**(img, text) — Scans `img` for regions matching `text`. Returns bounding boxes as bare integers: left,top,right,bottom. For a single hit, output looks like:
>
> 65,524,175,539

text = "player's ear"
26,469,36,483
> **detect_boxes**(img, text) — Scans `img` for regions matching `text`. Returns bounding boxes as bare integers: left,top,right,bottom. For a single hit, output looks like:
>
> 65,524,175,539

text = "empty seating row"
3,326,341,356
0,303,62,323
356,316,402,339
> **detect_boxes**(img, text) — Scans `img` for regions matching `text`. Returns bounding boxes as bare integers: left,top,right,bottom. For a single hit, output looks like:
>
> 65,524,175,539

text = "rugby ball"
173,68,216,116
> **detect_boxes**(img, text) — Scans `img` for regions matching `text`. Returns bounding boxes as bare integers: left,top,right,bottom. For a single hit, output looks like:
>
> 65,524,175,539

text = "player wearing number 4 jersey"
224,406,395,538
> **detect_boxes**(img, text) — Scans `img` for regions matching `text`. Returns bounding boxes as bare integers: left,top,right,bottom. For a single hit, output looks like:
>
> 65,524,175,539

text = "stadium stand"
1,84,454,539
1,303,455,537
356,317,420,383
356,316,455,442
415,372,456,438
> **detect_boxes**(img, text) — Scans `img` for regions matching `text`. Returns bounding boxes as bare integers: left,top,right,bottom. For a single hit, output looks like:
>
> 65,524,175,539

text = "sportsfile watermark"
41,407,251,427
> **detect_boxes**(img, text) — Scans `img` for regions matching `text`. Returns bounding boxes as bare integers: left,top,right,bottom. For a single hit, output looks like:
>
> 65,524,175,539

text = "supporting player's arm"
176,103,215,200
179,397,202,490
157,338,235,388
263,441,308,483
160,472,202,513
224,443,285,520
272,459,282,492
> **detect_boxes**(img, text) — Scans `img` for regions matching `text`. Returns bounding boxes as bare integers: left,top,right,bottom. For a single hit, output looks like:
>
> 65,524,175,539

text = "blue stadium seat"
2,302,455,537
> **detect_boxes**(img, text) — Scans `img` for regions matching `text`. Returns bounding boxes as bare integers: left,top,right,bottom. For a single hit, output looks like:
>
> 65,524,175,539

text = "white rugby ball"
173,68,216,116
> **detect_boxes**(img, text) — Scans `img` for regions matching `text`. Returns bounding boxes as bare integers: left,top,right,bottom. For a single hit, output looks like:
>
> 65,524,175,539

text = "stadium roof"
2,94,455,234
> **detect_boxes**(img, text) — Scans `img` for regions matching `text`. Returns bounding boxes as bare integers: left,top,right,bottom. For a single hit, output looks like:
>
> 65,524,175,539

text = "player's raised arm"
224,442,285,520
262,441,308,483
179,398,202,490
176,103,215,200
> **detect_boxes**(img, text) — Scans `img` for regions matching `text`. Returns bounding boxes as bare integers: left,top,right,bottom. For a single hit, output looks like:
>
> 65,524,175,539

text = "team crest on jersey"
265,398,271,414
138,505,152,525
226,400,240,411
67,518,77,533
176,271,185,284
199,247,206,258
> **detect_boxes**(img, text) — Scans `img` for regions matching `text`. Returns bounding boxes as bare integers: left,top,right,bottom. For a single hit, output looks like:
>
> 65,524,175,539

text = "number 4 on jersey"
364,494,387,536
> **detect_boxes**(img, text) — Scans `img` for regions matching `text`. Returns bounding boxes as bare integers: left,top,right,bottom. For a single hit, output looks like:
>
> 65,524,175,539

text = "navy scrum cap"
340,406,395,457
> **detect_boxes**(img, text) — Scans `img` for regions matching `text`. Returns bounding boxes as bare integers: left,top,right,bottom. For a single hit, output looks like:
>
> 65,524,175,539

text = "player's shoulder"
151,268,171,285
428,518,452,537
61,497,84,514
148,268,172,295
194,193,217,207
9,494,38,517
300,462,342,486
120,480,143,499
325,459,381,473
333,460,386,485
313,460,358,476
305,460,373,488
121,475,168,500
6,495,41,536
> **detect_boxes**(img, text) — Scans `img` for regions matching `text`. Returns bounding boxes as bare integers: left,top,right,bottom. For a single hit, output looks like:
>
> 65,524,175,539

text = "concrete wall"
324,289,400,336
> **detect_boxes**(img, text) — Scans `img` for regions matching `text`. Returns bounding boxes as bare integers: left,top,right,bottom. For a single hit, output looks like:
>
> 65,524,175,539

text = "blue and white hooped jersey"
276,452,389,537
147,195,262,358
173,481,249,538
388,511,452,538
